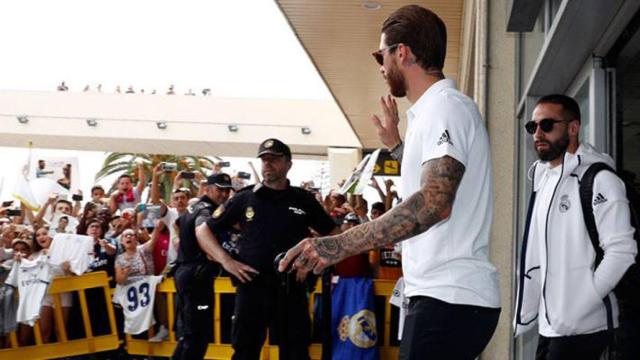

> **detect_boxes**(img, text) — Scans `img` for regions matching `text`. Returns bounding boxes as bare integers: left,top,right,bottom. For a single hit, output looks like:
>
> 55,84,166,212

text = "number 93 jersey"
112,275,163,334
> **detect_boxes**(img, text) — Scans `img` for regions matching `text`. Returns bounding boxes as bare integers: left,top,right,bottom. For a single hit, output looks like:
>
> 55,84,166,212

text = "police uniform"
206,139,336,360
172,173,232,360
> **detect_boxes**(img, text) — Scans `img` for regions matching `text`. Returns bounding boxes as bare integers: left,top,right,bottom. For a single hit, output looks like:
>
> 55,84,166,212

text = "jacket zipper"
516,166,538,327
542,162,564,327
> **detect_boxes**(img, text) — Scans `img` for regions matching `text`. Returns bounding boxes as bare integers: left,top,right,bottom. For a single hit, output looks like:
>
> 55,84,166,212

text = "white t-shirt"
389,277,408,340
6,256,52,326
112,275,163,334
160,207,181,264
48,233,94,275
400,79,500,308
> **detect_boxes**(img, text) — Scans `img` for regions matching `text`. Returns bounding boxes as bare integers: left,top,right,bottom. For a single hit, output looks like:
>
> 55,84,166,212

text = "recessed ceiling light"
156,121,168,130
17,115,29,124
362,1,382,10
301,127,311,135
228,124,239,132
86,118,98,127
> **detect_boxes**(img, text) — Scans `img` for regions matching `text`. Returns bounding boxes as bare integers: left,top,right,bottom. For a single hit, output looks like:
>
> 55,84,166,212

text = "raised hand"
370,95,401,149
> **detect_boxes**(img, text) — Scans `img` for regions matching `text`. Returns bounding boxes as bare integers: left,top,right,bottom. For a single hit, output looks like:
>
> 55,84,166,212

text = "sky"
0,0,332,99
0,0,394,207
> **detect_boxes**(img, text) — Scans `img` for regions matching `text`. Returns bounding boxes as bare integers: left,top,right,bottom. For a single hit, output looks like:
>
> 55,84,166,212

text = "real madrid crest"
245,206,255,221
559,194,571,213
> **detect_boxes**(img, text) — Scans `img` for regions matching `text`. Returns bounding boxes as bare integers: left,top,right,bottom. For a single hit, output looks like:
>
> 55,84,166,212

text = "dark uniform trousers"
231,272,311,360
172,263,215,360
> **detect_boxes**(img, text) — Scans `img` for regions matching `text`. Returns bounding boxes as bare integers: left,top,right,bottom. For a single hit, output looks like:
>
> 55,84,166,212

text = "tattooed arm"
278,155,465,274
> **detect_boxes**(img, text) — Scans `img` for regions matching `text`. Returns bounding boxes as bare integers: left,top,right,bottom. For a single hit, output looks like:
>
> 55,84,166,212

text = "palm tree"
95,152,220,203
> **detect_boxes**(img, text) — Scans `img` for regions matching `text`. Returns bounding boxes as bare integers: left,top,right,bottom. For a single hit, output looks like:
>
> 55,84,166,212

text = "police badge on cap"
257,138,292,159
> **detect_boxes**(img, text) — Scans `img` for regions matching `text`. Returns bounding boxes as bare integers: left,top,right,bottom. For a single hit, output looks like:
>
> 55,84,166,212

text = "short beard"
536,132,569,162
386,60,407,98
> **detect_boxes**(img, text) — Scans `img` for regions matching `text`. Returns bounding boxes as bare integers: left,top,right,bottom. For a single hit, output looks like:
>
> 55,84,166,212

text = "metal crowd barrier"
0,271,120,359
126,278,400,360
0,274,399,359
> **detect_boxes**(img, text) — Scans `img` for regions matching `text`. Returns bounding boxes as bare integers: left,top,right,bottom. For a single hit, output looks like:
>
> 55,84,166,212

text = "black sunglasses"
525,118,567,134
372,44,400,66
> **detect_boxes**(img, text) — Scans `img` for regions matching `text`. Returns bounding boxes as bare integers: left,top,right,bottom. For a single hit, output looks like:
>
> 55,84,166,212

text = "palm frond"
94,160,135,182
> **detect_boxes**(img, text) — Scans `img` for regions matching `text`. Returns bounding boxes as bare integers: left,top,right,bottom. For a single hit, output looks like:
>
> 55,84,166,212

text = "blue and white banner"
332,277,380,360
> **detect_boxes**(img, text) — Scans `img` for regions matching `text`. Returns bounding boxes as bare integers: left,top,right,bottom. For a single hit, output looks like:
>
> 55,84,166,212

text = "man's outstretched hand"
278,237,337,275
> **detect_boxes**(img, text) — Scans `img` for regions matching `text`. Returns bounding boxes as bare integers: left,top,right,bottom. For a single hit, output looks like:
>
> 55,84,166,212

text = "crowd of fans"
0,159,402,354
56,81,212,96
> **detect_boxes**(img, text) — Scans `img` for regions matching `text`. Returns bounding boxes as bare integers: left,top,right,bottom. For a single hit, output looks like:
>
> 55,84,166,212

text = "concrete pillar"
327,147,361,190
481,0,517,358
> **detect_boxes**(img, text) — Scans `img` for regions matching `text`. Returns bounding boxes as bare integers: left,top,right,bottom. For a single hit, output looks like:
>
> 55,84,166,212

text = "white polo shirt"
400,79,500,308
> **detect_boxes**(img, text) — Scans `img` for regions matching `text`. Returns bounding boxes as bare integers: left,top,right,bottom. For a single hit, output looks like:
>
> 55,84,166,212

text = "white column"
327,147,361,190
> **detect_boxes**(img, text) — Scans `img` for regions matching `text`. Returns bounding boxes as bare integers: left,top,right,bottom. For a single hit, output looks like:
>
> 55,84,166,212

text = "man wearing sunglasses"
278,5,500,359
514,94,636,359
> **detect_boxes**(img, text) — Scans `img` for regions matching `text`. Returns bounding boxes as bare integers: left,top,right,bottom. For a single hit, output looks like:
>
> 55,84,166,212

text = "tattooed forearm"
317,156,465,262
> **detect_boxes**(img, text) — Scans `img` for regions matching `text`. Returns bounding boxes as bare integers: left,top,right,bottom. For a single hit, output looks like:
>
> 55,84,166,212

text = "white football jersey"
389,277,408,340
112,275,163,335
6,256,52,326
48,233,94,275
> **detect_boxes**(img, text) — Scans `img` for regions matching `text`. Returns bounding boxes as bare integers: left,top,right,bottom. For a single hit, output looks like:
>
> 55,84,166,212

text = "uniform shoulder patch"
212,205,225,219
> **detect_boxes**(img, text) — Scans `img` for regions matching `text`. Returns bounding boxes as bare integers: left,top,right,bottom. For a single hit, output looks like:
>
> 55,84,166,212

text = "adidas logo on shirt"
593,193,607,206
437,130,453,146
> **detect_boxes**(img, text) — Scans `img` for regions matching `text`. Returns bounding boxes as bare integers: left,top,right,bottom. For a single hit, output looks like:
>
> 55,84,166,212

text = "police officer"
195,138,337,360
171,173,233,360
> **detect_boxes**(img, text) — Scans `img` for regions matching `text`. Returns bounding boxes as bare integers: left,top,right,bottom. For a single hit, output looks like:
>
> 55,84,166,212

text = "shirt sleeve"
306,193,337,235
160,208,178,227
591,170,637,298
195,207,212,227
206,195,242,234
418,96,473,167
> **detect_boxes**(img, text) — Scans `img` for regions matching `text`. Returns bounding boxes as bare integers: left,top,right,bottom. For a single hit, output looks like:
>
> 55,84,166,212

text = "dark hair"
32,226,49,252
382,5,447,71
83,218,106,237
118,174,133,182
536,94,581,122
55,199,72,209
91,185,105,193
372,202,386,214
173,187,191,197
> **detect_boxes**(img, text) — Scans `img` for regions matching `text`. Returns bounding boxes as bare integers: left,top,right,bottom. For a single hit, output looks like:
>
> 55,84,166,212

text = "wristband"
389,140,403,160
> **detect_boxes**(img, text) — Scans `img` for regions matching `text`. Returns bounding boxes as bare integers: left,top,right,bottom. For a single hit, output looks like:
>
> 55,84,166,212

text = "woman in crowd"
73,218,117,338
31,227,72,343
75,201,99,235
114,223,170,341
114,227,158,285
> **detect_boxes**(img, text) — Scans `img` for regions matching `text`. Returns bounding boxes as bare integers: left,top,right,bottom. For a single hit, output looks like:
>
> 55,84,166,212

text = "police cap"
207,173,233,188
257,138,291,159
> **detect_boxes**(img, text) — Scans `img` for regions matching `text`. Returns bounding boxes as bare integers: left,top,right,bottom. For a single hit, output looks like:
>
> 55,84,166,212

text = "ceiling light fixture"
362,1,382,10
228,124,239,132
86,118,98,127
17,115,29,124
156,121,168,130
301,127,311,135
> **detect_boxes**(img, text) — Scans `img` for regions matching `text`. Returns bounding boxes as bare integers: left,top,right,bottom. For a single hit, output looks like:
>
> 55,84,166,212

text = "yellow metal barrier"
0,271,120,359
126,277,400,360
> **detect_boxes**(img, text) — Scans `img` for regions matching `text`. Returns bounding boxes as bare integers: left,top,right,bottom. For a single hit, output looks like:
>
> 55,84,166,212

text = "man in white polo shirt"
278,5,500,359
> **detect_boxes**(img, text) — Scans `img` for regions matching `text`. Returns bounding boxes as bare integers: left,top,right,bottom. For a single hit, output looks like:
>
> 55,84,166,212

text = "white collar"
406,78,456,121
